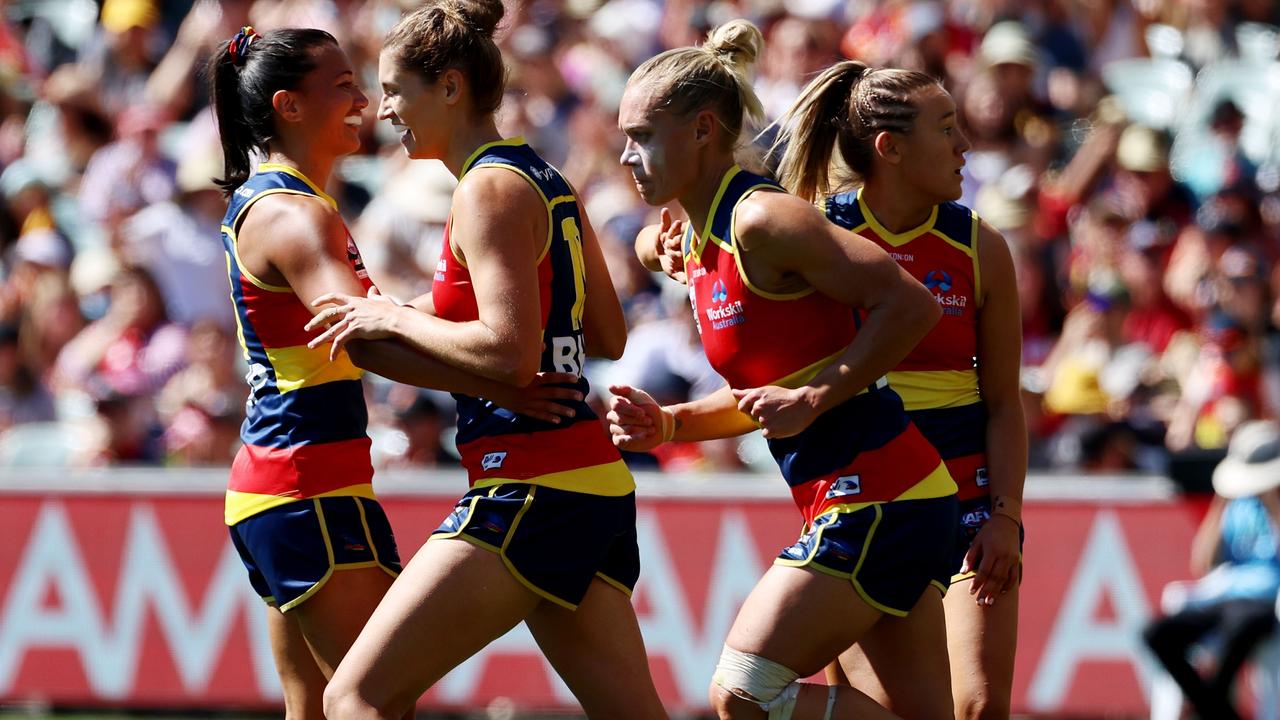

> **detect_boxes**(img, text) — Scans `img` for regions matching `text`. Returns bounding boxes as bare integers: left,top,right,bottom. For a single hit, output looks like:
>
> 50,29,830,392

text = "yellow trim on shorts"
772,505,913,617
847,504,913,617
595,573,633,598
432,485,584,611
428,484,499,543
352,497,399,580
495,486,581,611
949,555,1024,587
278,498,336,612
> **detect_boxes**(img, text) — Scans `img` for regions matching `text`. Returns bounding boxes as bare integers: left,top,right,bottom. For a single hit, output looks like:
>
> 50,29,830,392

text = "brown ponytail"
773,63,939,201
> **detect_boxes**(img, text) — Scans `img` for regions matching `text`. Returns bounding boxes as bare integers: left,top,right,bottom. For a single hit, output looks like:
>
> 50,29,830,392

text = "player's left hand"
731,385,819,439
305,287,401,360
963,513,1022,606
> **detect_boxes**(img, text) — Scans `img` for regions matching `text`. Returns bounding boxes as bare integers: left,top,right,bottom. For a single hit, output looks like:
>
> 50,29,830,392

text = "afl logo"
924,270,952,293
711,279,729,303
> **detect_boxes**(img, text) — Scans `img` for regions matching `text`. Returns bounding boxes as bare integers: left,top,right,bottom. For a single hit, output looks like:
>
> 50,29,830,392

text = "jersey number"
562,217,587,331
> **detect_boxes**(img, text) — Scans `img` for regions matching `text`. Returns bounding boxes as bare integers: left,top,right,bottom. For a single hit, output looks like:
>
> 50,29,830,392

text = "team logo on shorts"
962,507,991,529
826,474,862,498
481,451,508,471
975,467,989,487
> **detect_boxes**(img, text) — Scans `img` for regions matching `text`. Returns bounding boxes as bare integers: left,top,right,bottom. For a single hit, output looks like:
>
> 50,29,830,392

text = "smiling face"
617,83,702,206
377,48,452,160
892,86,970,203
288,42,368,157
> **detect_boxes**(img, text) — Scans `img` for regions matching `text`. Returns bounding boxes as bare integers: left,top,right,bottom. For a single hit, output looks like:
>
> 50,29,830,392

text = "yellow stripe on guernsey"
472,458,635,497
265,344,363,394
224,484,377,526
887,369,981,411
770,350,888,395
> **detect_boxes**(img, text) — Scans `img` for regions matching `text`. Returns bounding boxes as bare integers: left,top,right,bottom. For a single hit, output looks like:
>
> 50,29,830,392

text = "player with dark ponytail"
211,24,582,720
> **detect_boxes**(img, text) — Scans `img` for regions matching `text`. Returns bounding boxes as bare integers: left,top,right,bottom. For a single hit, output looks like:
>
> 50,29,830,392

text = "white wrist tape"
625,387,675,443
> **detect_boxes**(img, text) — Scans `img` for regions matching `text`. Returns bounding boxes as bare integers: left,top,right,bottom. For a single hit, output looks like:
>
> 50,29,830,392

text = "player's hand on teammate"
606,385,674,452
488,372,584,424
306,287,401,360
655,207,687,285
963,514,1022,606
731,385,819,439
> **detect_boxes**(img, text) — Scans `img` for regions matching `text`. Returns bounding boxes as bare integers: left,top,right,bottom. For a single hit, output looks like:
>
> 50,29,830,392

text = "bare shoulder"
454,165,547,220
239,191,343,253
975,218,1015,268
733,189,819,252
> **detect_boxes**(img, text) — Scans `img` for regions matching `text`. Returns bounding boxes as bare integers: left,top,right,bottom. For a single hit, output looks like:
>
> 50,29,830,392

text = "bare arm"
730,191,941,436
576,205,627,359
967,222,1030,603
1190,495,1226,577
251,194,575,419
607,383,759,451
308,169,546,385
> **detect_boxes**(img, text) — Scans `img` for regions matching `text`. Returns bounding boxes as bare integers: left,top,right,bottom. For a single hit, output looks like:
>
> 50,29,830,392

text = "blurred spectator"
78,103,176,236
156,318,241,465
375,388,458,469
52,266,186,401
353,157,454,302
0,0,1273,473
78,0,164,118
1144,421,1280,720
0,323,55,431
116,127,233,327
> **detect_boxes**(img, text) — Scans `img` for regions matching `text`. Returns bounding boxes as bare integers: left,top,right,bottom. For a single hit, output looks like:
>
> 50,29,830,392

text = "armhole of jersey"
730,185,815,301
970,210,983,308
228,188,311,294
464,162,556,265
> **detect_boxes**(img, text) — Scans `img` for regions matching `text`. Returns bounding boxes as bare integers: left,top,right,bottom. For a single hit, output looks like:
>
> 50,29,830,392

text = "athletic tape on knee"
767,684,800,720
713,645,800,708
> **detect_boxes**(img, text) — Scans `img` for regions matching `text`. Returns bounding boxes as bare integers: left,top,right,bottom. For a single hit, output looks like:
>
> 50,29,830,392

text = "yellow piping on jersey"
690,166,744,261
971,212,983,307
257,163,339,209
856,188,938,247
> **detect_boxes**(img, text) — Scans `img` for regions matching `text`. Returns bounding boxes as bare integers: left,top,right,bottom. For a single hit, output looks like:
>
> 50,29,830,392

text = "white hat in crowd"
1212,421,1280,498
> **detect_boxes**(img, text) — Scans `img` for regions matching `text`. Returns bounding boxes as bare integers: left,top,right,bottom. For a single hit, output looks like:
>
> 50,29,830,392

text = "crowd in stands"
0,0,1278,475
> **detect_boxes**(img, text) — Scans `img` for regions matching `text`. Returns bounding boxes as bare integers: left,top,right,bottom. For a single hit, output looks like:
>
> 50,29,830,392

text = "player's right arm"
607,383,758,451
242,195,578,422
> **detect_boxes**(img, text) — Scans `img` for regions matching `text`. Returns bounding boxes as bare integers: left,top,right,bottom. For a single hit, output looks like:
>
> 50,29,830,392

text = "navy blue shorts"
229,496,401,612
776,495,958,617
431,483,639,609
950,495,1025,584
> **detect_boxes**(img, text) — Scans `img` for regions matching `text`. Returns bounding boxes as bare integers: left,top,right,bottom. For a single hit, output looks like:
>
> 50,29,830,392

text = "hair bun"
444,0,504,38
702,19,763,76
